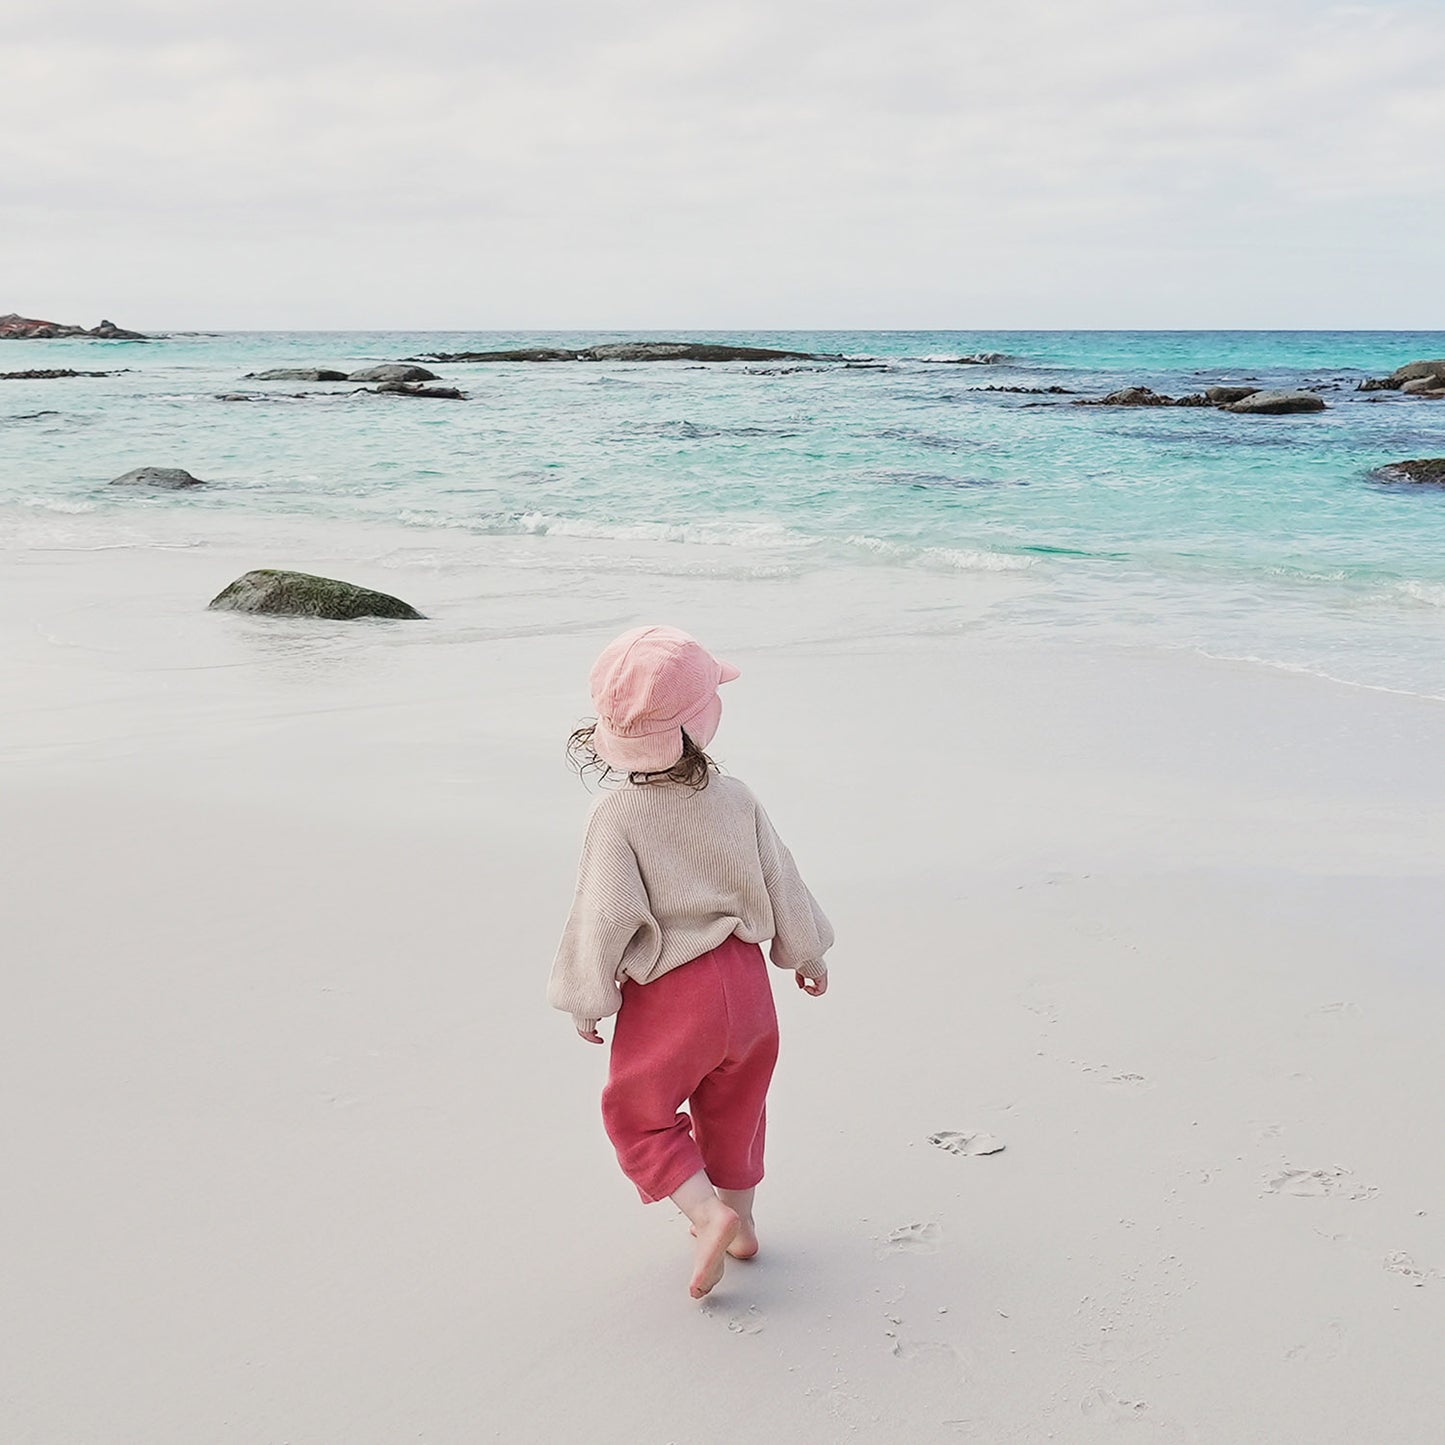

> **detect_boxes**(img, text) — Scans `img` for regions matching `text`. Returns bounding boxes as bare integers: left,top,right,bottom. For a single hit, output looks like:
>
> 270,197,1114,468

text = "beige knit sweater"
548,773,833,1031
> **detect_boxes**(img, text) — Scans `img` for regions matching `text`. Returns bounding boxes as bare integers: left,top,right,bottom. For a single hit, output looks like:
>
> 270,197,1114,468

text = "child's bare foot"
691,1215,759,1259
689,1202,740,1299
727,1216,760,1260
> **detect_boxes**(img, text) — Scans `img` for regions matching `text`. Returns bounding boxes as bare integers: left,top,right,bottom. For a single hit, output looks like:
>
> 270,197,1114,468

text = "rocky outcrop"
410,342,833,364
208,570,424,620
1205,385,1259,405
347,364,439,383
1370,458,1445,486
1,368,115,379
1224,390,1327,415
245,368,350,381
366,381,465,399
1074,382,1322,413
1358,359,1445,392
1077,386,1175,406
0,312,147,340
1400,377,1445,398
415,347,579,363
969,384,1074,394
109,466,206,489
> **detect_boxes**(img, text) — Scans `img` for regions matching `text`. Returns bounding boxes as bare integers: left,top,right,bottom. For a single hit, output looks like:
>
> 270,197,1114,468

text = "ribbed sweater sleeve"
754,801,834,978
547,805,654,1031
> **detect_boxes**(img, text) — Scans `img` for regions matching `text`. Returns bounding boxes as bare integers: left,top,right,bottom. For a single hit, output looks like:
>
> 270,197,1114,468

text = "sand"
3,510,1444,1443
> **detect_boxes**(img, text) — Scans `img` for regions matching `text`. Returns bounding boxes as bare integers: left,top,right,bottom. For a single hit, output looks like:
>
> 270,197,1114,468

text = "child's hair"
568,723,715,791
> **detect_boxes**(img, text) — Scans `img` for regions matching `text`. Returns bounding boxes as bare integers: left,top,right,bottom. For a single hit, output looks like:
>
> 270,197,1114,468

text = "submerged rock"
414,347,581,363
411,342,831,364
347,363,439,383
367,381,466,398
208,569,424,620
1,367,116,380
1224,390,1326,415
1371,458,1445,486
0,312,147,340
245,367,350,381
969,384,1074,394
593,342,824,363
109,466,206,489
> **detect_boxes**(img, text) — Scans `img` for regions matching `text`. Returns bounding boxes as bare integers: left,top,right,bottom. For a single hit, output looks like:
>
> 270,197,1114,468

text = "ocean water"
4,329,1445,697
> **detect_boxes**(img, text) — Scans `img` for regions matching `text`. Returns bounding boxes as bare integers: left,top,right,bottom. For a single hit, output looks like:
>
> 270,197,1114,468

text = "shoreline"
4,513,1445,1442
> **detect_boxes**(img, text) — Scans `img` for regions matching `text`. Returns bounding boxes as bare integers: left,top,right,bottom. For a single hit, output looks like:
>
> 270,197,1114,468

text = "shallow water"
4,328,1445,697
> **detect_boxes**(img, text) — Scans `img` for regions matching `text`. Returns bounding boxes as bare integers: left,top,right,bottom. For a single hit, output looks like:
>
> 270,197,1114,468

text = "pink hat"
589,626,740,773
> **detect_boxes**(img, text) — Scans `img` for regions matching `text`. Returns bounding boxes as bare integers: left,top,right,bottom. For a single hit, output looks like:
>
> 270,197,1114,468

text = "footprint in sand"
1080,1388,1148,1420
1384,1252,1437,1287
1265,1167,1378,1200
726,1306,767,1333
929,1130,1006,1157
700,1302,767,1333
890,1335,962,1365
883,1222,942,1254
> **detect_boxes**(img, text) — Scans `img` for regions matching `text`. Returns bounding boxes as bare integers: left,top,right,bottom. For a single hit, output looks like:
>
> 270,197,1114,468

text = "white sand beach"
4,511,1444,1443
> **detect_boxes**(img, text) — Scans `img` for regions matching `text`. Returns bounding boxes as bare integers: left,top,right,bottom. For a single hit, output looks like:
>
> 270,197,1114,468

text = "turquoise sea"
4,329,1445,697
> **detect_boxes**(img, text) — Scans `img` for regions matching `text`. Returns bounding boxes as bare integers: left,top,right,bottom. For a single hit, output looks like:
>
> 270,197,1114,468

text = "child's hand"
796,971,828,997
577,1025,605,1044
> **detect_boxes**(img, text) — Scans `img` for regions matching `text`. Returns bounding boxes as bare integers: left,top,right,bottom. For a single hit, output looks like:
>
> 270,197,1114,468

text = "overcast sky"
4,0,1443,329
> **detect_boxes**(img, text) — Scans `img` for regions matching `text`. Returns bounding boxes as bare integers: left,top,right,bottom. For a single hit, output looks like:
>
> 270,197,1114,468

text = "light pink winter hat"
589,625,740,773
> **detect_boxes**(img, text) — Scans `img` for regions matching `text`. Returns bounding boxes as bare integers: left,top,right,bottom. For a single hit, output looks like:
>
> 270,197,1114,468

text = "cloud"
2,0,1441,326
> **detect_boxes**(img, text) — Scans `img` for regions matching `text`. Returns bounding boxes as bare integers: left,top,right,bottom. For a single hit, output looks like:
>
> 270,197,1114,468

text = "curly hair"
567,722,715,791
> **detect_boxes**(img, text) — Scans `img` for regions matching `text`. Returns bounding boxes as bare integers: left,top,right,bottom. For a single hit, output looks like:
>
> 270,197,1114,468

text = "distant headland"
1,312,148,340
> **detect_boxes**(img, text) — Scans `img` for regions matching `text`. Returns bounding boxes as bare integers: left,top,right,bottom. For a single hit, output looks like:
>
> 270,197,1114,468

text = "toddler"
549,625,832,1298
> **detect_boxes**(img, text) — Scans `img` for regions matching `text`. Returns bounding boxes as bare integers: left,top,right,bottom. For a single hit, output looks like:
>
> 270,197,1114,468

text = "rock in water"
1385,359,1445,386
406,342,832,364
91,318,146,339
1371,458,1445,486
412,347,582,363
581,341,821,362
1205,385,1259,405
1399,377,1445,397
1078,386,1175,406
245,368,351,381
368,381,466,398
109,466,206,489
347,364,439,383
1357,359,1445,391
1225,390,1327,415
208,569,424,620
1,368,115,380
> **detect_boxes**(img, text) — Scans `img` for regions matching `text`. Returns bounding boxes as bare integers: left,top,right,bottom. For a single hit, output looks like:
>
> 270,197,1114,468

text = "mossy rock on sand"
1370,458,1445,487
208,569,424,619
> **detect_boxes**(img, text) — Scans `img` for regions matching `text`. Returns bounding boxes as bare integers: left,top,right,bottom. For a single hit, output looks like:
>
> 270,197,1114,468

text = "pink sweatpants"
602,933,780,1203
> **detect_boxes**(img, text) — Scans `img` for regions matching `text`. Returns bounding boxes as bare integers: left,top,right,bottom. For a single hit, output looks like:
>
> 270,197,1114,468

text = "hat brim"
590,720,687,774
